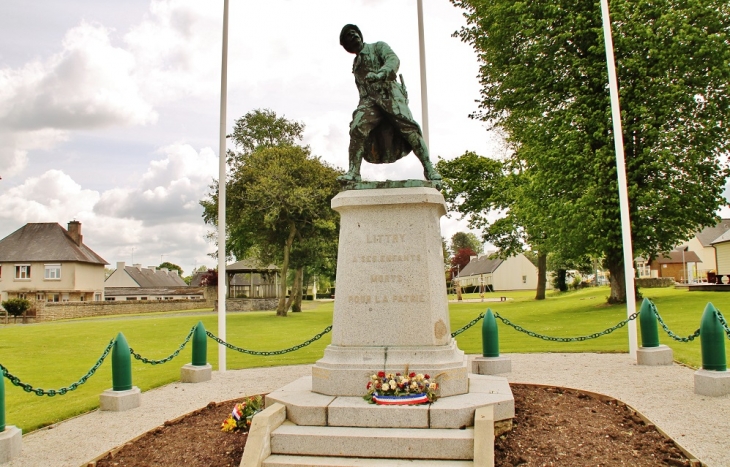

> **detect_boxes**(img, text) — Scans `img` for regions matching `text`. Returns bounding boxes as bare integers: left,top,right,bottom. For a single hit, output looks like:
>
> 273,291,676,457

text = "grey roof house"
0,221,107,303
104,262,203,301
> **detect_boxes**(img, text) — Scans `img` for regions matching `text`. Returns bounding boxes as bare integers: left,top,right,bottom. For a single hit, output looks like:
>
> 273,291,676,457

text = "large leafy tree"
449,231,484,256
452,0,730,303
437,152,550,299
202,110,342,316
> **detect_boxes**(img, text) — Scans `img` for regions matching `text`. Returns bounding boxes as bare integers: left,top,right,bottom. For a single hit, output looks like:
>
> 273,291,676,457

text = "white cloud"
94,143,218,225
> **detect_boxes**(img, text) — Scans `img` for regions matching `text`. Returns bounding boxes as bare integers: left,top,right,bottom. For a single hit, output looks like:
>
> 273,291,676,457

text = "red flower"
424,374,431,379
366,382,372,389
409,372,416,378
396,372,401,376
377,371,386,378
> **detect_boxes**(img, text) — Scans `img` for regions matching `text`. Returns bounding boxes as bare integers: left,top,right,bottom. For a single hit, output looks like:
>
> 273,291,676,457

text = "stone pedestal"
0,426,22,463
312,188,468,397
694,369,730,396
99,387,141,411
472,356,512,375
180,363,212,383
636,345,674,366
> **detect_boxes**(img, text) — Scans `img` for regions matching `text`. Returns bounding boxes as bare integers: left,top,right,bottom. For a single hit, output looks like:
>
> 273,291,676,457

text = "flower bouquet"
364,371,438,405
221,395,263,432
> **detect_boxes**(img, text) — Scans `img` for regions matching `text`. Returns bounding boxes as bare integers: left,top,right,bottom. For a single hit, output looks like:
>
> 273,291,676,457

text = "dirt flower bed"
91,385,695,467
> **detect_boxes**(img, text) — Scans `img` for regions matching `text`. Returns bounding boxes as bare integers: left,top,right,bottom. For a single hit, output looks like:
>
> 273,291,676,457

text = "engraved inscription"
347,294,426,304
367,234,406,244
312,367,329,380
354,254,421,263
371,274,403,283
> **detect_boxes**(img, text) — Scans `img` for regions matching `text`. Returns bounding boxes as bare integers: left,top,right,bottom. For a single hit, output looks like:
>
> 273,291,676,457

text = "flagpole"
600,0,638,358
217,0,230,372
416,0,430,148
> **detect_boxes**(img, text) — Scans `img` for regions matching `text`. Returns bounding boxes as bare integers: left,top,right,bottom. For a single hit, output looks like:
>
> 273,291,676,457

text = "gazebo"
224,260,279,299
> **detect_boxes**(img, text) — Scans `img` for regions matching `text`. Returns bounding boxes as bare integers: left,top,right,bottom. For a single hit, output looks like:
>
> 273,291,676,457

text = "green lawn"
1,286,728,433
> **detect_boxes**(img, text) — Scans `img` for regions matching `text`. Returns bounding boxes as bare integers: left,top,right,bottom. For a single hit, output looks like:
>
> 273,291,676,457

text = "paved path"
5,353,729,467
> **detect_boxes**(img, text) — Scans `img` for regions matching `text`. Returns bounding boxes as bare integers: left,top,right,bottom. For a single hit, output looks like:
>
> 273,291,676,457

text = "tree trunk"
277,224,297,316
291,267,304,312
607,260,627,304
556,269,568,292
535,251,547,300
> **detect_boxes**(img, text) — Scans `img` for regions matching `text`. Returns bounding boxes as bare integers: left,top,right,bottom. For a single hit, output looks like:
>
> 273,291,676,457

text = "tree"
2,298,30,321
199,269,218,287
450,232,483,257
452,0,730,303
202,109,341,316
159,262,183,277
450,247,477,279
437,152,550,299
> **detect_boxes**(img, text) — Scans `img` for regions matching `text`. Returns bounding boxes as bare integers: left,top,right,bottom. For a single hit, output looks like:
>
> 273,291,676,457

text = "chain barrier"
492,311,639,342
648,301,701,342
715,307,730,341
0,338,115,397
207,325,332,356
129,325,197,365
451,312,485,337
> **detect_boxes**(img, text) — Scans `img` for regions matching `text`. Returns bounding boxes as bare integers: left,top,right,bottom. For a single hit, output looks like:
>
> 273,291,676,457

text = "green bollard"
700,303,727,371
112,332,133,391
1,368,6,432
192,321,208,366
638,298,660,348
482,309,500,358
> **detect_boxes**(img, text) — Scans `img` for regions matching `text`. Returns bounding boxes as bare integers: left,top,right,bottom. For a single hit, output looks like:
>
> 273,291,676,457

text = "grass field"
1,286,728,433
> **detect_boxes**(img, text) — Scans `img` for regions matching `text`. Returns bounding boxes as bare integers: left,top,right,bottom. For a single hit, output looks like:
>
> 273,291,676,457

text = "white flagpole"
416,0,430,148
600,0,638,358
217,0,230,372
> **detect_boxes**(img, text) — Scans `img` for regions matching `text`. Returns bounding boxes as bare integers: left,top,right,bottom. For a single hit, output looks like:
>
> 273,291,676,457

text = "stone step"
270,422,474,460
263,454,474,466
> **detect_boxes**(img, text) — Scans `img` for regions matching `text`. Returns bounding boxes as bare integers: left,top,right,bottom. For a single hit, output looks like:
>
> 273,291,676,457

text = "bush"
1,298,31,317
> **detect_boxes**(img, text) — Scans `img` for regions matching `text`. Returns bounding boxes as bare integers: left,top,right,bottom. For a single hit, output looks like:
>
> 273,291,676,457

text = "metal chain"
714,307,730,341
451,312,485,337
649,301,701,342
206,325,332,356
129,325,197,365
492,311,639,342
0,338,115,397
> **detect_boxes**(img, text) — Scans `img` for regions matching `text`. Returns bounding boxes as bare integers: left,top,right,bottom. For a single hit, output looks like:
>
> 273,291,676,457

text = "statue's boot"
337,150,363,182
408,134,442,181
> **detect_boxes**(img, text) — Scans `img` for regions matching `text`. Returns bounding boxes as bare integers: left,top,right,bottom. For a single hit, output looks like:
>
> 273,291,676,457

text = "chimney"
133,264,142,270
67,221,83,246
116,261,126,271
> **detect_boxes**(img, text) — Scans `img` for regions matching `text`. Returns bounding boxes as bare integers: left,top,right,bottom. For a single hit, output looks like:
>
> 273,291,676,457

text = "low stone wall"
636,277,675,288
32,299,213,322
215,298,279,312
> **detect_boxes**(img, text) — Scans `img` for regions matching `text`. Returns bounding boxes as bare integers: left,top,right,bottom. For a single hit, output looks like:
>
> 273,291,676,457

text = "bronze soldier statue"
338,24,441,183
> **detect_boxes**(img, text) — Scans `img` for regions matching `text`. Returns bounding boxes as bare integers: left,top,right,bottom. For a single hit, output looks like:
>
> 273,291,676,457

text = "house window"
140,297,148,300
36,293,45,301
17,293,27,299
47,294,60,303
79,295,85,302
15,265,31,279
62,293,69,302
126,297,138,301
522,275,527,284
105,297,115,301
44,264,61,280
95,293,102,301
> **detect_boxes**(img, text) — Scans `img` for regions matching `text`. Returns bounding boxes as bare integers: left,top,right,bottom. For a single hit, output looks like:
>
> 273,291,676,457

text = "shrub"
1,298,31,317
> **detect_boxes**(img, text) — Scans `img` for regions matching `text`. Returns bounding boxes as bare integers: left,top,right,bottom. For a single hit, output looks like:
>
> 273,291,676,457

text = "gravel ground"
5,353,729,467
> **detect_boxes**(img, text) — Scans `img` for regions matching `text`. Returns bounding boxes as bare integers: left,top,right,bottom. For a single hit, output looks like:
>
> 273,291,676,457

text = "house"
0,221,107,303
710,230,730,282
456,253,538,291
678,219,730,280
104,262,204,301
636,249,703,283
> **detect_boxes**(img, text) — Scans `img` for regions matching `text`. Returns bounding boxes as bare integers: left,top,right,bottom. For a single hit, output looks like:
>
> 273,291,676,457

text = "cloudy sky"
2,0,726,276
0,0,505,274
